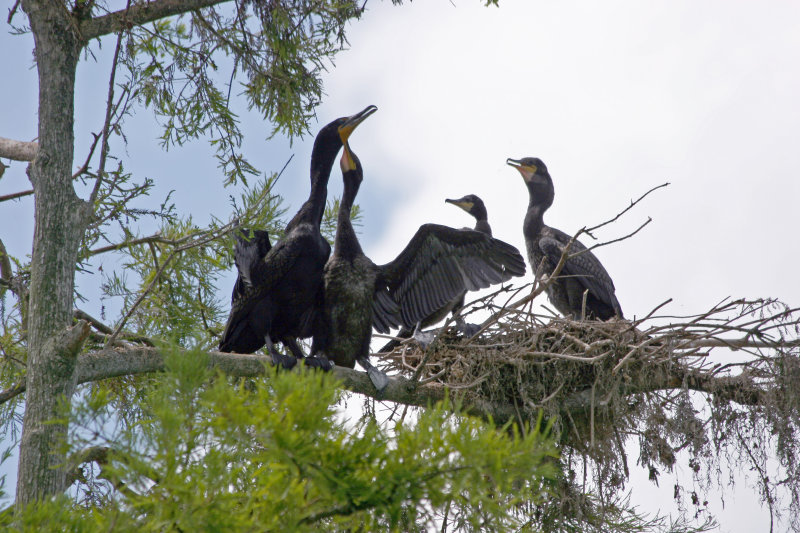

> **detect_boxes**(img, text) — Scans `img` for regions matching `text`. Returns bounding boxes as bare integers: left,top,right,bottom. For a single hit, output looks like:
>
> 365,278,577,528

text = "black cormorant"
445,194,492,236
378,193,496,353
218,106,378,368
506,157,624,320
230,228,271,305
317,131,526,390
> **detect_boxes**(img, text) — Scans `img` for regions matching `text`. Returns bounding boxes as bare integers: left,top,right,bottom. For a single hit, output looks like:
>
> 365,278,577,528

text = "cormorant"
218,106,378,368
378,193,495,353
506,157,624,320
230,228,271,305
445,194,492,236
317,129,526,390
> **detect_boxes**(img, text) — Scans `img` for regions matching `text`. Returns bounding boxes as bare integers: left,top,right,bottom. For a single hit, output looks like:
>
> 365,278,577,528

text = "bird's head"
337,105,378,146
336,105,376,182
506,156,554,208
311,105,377,179
445,194,488,221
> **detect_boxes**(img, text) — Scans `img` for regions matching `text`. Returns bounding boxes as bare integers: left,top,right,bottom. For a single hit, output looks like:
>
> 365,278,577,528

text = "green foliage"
92,171,353,350
5,348,559,531
121,0,364,185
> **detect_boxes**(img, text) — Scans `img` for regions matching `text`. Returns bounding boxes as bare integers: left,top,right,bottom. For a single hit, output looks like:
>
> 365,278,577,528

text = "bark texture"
0,137,38,161
16,0,91,505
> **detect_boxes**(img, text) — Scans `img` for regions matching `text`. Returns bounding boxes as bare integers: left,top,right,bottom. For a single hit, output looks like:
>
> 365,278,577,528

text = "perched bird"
378,193,495,353
229,228,271,305
218,106,378,369
317,127,526,390
506,157,624,320
445,194,492,236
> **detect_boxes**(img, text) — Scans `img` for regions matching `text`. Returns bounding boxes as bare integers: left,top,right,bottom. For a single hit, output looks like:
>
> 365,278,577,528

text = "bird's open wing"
372,284,402,334
376,223,526,328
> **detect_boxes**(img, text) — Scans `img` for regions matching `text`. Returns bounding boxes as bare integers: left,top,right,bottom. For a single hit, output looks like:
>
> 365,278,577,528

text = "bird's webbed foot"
411,323,438,350
454,316,482,338
266,336,298,370
270,350,298,370
304,355,334,371
357,356,389,392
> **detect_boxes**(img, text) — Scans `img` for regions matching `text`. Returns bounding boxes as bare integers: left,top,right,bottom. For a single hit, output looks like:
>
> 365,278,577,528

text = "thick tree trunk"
16,0,90,505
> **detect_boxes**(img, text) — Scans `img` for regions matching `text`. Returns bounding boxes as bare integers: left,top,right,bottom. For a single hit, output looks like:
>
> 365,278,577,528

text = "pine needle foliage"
5,347,559,532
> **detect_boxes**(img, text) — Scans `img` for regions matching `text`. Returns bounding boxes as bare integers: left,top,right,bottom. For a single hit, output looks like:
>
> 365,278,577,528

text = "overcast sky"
3,0,800,529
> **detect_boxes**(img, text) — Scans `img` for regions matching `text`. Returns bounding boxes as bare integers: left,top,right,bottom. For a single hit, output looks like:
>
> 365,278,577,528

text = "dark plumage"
218,106,378,368
230,228,271,305
317,129,526,390
445,194,492,236
379,194,496,353
507,157,624,320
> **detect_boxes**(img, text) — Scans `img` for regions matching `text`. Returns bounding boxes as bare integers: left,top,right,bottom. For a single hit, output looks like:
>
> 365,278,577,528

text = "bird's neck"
287,156,335,232
334,175,363,259
523,203,546,240
474,218,492,236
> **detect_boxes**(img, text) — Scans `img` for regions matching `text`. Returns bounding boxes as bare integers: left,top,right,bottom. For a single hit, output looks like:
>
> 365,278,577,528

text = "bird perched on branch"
317,119,526,390
229,228,271,306
507,157,624,320
218,106,378,369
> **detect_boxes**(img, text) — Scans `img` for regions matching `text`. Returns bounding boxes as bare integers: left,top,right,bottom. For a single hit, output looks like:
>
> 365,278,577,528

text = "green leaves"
120,0,364,185
10,356,559,532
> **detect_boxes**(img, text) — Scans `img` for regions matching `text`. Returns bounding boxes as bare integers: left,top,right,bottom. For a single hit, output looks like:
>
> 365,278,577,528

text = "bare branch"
0,334,784,431
80,0,230,42
88,232,172,256
0,380,26,404
74,309,112,335
0,189,34,203
7,0,22,24
72,133,101,180
88,24,126,207
0,136,37,161
585,182,669,236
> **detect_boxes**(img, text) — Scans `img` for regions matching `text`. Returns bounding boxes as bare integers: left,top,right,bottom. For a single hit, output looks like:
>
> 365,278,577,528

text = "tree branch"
0,189,34,203
0,238,12,299
88,25,126,207
0,344,776,430
0,136,37,161
104,219,238,345
80,0,229,42
0,380,26,403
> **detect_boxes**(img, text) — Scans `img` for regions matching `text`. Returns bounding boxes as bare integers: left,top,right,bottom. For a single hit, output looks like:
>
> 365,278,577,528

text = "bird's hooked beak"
445,198,474,213
338,105,378,144
506,157,536,183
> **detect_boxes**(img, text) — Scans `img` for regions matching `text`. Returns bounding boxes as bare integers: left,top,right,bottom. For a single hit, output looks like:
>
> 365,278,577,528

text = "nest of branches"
378,287,800,524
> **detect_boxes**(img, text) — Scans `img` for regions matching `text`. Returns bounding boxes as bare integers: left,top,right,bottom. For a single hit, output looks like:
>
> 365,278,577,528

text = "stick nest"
377,290,800,515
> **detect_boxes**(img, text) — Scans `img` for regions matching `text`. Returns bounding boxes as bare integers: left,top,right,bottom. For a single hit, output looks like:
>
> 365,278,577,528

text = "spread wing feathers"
377,223,527,328
232,229,272,301
372,285,401,334
538,234,620,311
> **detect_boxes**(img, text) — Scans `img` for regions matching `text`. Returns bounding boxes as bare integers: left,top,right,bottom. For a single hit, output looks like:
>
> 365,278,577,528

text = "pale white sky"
3,0,800,529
